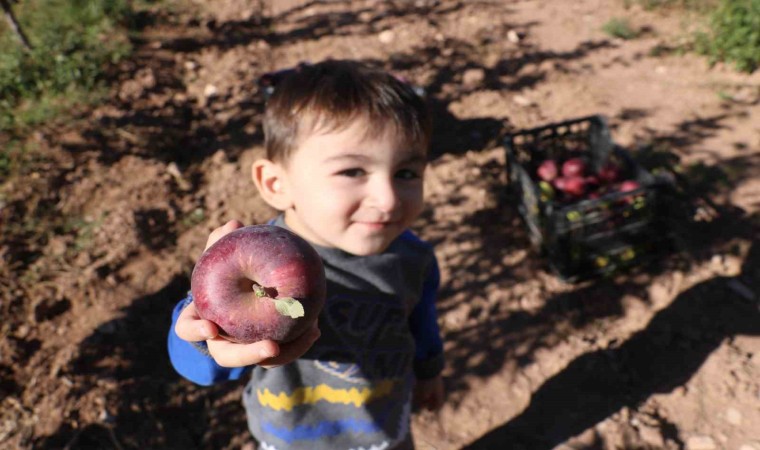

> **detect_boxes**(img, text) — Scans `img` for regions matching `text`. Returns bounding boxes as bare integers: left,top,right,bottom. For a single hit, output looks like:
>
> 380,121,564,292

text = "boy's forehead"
321,147,426,165
297,117,426,161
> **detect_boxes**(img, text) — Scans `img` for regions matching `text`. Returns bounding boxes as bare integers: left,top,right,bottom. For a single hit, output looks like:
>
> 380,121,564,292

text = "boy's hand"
175,219,321,369
414,375,445,411
205,219,245,250
175,300,321,369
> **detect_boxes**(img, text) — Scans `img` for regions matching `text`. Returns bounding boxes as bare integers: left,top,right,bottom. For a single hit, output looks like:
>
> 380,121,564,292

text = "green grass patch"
0,139,40,180
695,0,760,72
603,17,640,39
0,0,139,134
625,0,718,11
624,0,759,73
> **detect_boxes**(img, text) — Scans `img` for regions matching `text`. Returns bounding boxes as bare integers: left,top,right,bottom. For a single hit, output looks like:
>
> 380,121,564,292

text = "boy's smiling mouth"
354,220,397,231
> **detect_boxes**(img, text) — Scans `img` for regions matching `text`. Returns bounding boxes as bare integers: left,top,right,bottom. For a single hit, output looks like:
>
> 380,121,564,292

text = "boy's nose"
368,178,400,213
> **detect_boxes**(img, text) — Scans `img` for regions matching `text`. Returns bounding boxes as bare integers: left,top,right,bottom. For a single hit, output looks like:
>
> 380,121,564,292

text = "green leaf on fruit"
273,297,305,319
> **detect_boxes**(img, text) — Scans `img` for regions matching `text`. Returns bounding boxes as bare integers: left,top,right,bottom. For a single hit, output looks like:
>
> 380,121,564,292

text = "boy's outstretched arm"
168,295,249,385
168,295,321,384
167,220,321,385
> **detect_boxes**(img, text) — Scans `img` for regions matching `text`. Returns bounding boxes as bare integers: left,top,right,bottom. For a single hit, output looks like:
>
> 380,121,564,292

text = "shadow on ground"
463,236,759,450
34,276,251,450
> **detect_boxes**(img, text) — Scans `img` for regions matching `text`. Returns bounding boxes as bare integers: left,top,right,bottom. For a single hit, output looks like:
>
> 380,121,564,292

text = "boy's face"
275,119,426,256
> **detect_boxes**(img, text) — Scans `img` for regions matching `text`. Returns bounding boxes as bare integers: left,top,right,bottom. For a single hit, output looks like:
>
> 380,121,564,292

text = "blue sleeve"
167,295,250,386
408,254,445,379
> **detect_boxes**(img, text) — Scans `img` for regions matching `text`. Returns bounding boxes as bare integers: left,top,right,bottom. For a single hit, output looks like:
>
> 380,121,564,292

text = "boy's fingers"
205,219,244,250
207,338,281,368
174,302,218,342
206,322,320,368
260,325,321,369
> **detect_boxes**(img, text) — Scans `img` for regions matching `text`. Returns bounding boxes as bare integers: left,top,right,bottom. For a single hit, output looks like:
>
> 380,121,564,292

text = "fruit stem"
252,282,267,298
251,282,304,318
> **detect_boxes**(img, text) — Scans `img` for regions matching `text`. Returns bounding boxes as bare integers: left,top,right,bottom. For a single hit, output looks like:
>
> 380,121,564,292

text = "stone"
203,84,218,98
686,435,717,450
724,407,742,426
513,95,533,106
462,68,485,87
638,425,665,447
378,29,395,44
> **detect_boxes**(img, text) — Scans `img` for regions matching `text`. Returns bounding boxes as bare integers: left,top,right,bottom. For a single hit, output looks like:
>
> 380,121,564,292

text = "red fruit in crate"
598,162,621,183
618,180,643,205
537,159,559,181
619,180,641,192
564,176,587,197
561,158,587,177
554,176,586,197
585,175,600,188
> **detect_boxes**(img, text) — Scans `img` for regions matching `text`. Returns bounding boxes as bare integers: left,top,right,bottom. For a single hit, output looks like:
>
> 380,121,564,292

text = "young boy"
168,60,445,450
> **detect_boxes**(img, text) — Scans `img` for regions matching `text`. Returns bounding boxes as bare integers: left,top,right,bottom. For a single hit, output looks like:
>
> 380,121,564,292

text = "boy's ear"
251,159,293,211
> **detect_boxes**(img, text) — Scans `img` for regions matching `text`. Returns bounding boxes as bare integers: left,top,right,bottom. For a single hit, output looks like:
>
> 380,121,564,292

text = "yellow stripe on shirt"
257,379,396,412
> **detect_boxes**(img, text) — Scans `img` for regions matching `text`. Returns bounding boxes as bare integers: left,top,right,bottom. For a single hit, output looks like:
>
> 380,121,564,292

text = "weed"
716,90,734,101
0,0,137,133
63,213,107,252
623,0,758,73
625,0,718,12
0,139,35,180
695,0,760,73
180,207,206,230
603,18,640,40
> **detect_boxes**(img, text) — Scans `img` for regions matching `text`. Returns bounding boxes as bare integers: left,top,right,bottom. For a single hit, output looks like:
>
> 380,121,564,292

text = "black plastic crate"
504,115,671,281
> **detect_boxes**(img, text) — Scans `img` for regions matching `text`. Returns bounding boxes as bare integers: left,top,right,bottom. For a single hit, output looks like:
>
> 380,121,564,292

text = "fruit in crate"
584,175,600,190
598,162,621,183
553,176,586,198
619,180,641,192
618,180,645,206
537,159,559,181
538,181,555,202
561,158,587,177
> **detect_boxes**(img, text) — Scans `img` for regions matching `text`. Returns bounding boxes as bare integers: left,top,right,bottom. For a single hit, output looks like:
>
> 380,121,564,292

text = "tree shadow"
33,276,252,450
463,235,759,449
382,34,615,158
63,0,726,184
424,108,759,412
57,0,621,170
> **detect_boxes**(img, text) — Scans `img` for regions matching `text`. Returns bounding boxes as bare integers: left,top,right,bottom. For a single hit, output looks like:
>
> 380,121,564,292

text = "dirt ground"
1,0,759,449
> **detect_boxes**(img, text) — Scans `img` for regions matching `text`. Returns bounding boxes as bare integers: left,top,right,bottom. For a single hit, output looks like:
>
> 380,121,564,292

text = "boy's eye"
337,168,366,178
395,168,421,180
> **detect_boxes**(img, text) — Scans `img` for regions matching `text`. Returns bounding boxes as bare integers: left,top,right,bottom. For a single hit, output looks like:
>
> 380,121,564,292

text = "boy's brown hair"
263,60,432,163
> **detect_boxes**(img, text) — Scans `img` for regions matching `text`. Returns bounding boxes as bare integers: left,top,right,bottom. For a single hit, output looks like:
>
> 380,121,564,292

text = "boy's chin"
339,237,395,256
